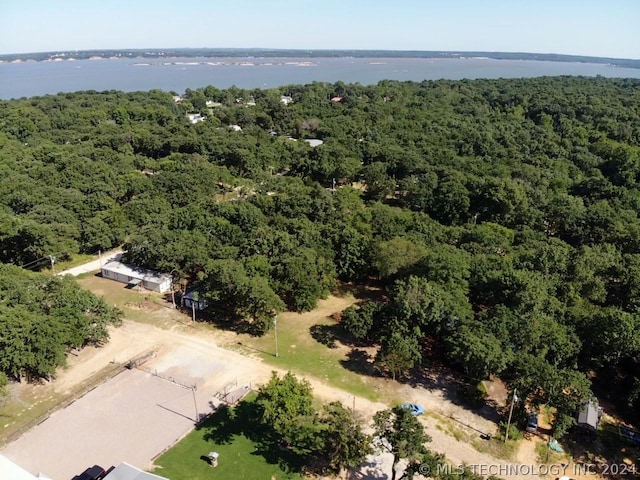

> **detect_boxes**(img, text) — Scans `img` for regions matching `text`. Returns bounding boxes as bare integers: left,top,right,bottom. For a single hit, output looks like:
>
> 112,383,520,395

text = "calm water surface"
1,56,639,99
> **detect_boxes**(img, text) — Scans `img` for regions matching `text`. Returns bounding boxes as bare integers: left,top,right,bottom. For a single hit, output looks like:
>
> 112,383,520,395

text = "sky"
0,0,639,59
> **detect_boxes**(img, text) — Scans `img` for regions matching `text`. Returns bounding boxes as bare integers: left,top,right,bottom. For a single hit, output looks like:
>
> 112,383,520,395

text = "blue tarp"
549,439,564,453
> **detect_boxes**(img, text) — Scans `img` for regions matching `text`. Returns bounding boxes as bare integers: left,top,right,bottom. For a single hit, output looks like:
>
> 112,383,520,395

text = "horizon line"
1,47,638,62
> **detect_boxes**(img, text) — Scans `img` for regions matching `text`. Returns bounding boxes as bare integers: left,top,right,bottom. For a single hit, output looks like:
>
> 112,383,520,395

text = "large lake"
2,56,640,99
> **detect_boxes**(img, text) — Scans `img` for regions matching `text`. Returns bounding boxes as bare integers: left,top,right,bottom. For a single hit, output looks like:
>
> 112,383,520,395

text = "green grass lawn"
224,296,382,402
151,396,304,480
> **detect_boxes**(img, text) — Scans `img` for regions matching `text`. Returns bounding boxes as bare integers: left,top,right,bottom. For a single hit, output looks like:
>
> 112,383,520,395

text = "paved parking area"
1,368,215,479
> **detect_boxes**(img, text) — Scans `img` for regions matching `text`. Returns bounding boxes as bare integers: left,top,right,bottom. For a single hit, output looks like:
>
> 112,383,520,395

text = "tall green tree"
375,327,422,381
373,406,432,480
255,371,319,455
320,401,372,475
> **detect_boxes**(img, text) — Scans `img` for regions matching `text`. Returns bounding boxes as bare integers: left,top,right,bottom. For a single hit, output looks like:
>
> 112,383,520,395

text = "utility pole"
505,388,518,443
274,317,279,358
192,385,199,423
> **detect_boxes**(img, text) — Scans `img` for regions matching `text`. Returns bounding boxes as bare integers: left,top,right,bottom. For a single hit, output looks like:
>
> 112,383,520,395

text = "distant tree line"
2,49,638,69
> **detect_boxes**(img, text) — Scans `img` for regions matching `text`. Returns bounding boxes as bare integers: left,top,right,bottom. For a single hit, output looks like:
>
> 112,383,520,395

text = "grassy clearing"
152,394,303,480
76,275,183,328
535,442,565,464
472,437,519,461
225,296,383,402
78,276,382,401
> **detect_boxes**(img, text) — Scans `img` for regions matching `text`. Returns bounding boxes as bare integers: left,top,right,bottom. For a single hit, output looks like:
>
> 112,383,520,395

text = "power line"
19,251,64,270
19,256,51,269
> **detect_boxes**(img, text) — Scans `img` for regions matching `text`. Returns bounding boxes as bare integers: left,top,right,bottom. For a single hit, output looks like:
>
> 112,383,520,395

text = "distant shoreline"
1,48,638,69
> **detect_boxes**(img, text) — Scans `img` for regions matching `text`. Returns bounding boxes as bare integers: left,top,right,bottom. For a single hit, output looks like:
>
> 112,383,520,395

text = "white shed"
100,261,172,293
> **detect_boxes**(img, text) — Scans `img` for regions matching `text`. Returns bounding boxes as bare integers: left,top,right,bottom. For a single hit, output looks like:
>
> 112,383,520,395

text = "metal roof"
101,261,172,285
103,462,168,480
0,454,39,480
184,286,205,301
577,400,599,428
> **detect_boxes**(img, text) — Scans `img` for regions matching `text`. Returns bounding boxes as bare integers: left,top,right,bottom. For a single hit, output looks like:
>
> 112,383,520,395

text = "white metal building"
103,462,168,480
0,454,52,480
100,261,172,293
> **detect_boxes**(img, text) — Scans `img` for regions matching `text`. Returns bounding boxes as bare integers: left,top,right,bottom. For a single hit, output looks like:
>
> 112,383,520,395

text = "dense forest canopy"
0,264,122,385
1,76,640,431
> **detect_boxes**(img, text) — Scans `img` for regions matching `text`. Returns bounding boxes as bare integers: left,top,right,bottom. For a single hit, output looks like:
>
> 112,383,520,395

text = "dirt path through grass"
3,291,557,479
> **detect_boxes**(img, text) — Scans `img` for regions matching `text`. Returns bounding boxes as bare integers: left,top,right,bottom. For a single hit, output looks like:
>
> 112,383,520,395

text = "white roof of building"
0,454,38,480
102,261,172,284
104,462,168,480
304,139,324,147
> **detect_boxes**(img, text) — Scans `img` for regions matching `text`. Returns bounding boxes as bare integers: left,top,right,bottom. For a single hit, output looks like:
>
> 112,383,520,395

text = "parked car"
401,403,425,416
526,413,539,433
72,465,107,480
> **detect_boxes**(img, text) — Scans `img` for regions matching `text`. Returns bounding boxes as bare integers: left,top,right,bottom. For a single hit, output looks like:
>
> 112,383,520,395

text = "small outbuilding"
304,139,324,147
101,261,172,293
183,287,209,311
577,399,602,431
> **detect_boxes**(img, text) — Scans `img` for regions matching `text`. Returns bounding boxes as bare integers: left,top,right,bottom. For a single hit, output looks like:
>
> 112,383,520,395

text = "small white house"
101,261,172,293
280,95,293,105
186,113,206,124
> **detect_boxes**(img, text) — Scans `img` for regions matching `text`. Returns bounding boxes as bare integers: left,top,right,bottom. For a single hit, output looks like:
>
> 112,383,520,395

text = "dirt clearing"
1,321,275,480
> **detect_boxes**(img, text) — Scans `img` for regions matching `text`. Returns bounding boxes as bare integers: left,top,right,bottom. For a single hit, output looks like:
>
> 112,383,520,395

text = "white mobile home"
101,261,172,293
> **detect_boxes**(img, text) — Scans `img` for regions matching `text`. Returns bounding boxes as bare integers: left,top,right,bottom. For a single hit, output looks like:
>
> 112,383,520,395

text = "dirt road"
57,248,123,277
1,319,543,480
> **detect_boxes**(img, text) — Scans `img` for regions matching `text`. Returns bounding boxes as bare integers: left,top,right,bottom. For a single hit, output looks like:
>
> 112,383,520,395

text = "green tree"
372,237,427,278
320,401,372,475
255,372,319,454
375,327,422,381
390,276,447,329
341,301,381,341
0,372,7,398
373,406,432,480
236,276,285,334
363,162,395,200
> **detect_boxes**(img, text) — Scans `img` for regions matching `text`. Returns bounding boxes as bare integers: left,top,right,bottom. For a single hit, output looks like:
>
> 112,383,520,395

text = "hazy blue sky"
1,0,638,58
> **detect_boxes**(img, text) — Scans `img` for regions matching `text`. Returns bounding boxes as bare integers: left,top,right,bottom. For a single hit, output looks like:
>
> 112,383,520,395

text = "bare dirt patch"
0,284,582,480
